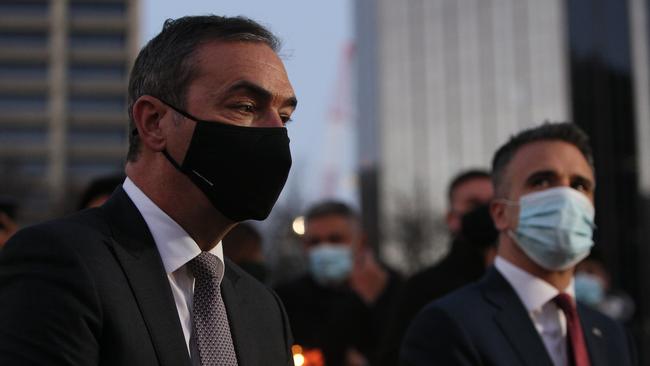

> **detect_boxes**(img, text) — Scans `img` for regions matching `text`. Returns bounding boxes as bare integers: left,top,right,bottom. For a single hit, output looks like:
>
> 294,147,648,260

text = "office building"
0,0,139,222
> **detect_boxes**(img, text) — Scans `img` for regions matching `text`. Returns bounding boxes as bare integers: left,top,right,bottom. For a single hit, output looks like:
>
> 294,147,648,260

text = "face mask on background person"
308,244,353,285
501,187,596,271
155,99,292,222
574,272,605,306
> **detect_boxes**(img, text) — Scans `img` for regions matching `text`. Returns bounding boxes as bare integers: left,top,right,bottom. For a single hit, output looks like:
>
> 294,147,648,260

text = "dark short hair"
447,169,491,203
305,200,359,223
127,15,281,162
78,173,125,209
491,122,594,196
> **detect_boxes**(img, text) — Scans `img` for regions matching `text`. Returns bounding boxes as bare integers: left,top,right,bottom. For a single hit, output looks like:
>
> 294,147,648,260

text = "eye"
530,177,551,189
571,179,591,193
231,103,255,114
280,114,293,124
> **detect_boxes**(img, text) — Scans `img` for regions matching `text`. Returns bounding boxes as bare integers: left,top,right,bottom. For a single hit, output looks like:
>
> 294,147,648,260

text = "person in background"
222,222,268,283
401,122,636,365
78,173,126,209
275,200,402,366
575,256,635,322
0,197,18,248
379,170,494,366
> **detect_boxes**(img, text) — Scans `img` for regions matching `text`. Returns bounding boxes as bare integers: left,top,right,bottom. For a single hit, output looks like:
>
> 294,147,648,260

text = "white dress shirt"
123,178,225,365
494,256,575,366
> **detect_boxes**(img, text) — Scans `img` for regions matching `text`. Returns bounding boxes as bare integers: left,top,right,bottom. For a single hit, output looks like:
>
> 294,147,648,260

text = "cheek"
505,205,520,228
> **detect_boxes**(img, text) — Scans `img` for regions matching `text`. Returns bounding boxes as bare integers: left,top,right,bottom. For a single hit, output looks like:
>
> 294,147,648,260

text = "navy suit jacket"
0,188,294,366
400,268,636,366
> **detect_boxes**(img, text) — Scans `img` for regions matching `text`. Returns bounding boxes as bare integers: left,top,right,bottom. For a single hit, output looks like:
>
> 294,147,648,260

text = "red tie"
553,293,591,366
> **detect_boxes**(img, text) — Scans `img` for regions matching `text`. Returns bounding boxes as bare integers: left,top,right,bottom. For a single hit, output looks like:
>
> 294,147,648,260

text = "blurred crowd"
0,14,639,366
0,161,635,366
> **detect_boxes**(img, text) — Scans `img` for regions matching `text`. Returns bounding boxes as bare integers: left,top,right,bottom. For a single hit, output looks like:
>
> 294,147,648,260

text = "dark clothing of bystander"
378,238,486,366
276,272,401,365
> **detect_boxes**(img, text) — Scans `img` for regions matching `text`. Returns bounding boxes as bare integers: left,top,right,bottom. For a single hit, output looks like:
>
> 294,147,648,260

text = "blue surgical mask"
574,272,605,306
505,187,595,271
308,244,353,285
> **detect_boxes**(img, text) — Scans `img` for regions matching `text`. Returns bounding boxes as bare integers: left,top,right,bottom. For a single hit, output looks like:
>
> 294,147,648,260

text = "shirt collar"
122,177,224,275
494,256,575,312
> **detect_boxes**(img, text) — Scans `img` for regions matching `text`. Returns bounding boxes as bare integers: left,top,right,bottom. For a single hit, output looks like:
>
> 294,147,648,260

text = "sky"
141,0,357,212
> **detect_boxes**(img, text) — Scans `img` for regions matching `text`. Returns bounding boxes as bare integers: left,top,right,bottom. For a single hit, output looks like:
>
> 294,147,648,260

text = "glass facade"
69,1,126,17
0,0,135,221
68,64,125,80
0,1,49,16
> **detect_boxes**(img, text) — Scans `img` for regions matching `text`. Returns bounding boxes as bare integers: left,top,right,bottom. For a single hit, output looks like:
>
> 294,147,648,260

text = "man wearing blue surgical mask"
276,201,402,366
401,122,636,366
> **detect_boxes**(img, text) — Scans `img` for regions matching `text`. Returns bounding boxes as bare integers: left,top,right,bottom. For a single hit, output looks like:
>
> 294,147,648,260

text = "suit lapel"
221,264,255,366
481,268,554,366
578,304,608,366
103,188,191,366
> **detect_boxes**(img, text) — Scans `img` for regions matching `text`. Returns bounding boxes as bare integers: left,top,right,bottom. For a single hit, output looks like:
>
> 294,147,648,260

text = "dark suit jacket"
275,271,401,365
379,238,486,366
400,268,636,366
0,188,294,366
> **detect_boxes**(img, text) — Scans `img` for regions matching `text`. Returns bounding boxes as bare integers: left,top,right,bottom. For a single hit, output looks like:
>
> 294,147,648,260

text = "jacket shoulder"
4,208,109,253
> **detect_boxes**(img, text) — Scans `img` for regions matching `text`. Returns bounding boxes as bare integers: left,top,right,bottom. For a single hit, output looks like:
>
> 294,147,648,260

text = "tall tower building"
355,0,571,269
0,0,139,222
355,0,650,359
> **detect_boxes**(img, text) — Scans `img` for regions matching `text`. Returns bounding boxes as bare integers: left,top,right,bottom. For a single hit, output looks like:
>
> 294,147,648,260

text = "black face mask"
158,100,292,222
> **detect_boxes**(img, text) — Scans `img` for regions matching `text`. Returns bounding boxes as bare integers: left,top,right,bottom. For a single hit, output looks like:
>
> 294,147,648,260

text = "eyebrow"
225,80,298,109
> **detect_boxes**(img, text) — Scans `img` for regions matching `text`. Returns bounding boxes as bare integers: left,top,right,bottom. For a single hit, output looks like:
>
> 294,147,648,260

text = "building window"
0,31,48,48
67,126,127,145
69,1,126,17
0,1,49,16
0,126,48,145
0,63,48,79
0,95,47,112
68,33,126,50
67,160,125,178
68,63,126,81
68,96,125,113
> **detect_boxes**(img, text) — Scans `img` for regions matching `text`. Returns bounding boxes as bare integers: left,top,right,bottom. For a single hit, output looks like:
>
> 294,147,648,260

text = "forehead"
305,214,357,234
505,140,594,186
190,40,294,98
451,178,493,201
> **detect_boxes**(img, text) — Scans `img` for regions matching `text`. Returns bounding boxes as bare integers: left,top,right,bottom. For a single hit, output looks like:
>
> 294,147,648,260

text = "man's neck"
126,165,235,251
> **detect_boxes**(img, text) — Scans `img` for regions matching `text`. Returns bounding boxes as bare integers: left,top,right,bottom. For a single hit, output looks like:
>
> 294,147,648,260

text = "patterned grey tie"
188,252,239,366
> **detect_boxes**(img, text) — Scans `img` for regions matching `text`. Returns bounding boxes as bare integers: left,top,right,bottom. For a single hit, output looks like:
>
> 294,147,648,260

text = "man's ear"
131,95,168,153
490,200,510,231
445,210,460,234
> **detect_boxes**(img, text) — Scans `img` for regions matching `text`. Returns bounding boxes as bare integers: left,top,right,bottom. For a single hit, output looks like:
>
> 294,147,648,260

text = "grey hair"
126,15,281,162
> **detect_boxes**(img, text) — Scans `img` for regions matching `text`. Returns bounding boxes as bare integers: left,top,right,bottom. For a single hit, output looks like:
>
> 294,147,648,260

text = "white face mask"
504,187,596,271
307,243,353,285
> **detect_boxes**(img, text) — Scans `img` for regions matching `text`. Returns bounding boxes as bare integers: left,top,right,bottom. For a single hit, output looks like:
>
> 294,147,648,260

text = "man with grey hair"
401,123,636,365
0,15,297,366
